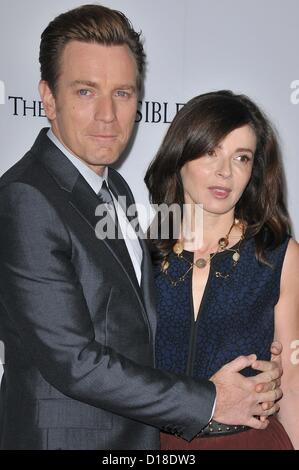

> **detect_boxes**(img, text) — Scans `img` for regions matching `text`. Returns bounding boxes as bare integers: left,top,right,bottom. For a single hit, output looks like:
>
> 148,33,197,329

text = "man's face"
39,41,138,175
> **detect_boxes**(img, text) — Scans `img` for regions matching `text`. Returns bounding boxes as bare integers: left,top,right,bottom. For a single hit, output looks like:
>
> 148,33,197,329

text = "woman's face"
180,125,256,216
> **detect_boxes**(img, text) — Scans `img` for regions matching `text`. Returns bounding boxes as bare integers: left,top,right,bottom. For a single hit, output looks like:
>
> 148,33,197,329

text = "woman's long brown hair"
144,90,291,263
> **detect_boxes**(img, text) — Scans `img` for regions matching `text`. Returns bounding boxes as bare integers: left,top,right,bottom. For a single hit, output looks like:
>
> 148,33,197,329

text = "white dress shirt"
47,129,142,285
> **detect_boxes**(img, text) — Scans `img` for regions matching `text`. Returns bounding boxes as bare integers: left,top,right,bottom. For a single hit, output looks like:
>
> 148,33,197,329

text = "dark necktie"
97,180,140,288
97,180,122,238
98,180,114,206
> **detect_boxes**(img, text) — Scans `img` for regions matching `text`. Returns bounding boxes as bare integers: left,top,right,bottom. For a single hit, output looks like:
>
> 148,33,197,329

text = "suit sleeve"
0,182,215,441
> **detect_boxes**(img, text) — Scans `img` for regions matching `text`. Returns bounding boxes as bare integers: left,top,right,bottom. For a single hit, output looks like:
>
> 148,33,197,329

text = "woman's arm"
274,238,299,449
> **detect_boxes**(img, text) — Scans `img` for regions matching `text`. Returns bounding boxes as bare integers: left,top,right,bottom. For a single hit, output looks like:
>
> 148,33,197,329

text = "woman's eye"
207,150,216,157
236,154,251,163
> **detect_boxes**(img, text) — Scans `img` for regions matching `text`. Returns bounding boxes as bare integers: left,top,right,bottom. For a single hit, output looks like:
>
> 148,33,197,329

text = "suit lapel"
69,174,142,298
34,129,147,322
108,169,157,338
139,237,157,341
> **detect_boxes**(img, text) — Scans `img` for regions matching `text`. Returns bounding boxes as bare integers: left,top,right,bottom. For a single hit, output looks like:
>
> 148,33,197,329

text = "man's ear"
39,80,57,120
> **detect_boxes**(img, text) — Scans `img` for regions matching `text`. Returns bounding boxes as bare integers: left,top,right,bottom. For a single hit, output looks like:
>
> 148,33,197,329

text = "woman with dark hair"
145,90,299,450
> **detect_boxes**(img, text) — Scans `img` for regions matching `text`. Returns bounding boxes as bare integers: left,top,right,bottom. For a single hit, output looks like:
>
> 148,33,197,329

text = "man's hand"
210,353,282,429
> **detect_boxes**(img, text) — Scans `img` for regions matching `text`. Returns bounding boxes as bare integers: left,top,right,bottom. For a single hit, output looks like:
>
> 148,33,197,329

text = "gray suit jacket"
0,128,215,449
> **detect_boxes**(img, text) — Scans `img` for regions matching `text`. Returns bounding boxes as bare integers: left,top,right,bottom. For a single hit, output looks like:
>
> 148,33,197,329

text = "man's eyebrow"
115,84,137,91
69,80,98,88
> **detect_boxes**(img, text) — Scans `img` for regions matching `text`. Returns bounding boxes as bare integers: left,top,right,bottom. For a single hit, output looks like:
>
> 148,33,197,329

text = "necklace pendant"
195,258,207,269
232,252,240,262
161,260,170,272
173,241,183,255
218,237,229,249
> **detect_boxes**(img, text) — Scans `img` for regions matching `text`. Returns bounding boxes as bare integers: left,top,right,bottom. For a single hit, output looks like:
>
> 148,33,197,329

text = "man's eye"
115,90,130,98
78,89,91,96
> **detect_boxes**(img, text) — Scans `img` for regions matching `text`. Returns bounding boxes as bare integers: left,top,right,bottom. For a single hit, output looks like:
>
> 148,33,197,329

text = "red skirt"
160,417,293,450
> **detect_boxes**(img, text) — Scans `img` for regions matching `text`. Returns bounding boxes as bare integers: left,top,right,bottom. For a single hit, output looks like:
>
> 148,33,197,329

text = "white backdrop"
0,0,298,380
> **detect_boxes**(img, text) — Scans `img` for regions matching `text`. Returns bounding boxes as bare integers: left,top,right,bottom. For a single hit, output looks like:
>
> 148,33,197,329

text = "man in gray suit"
0,4,281,450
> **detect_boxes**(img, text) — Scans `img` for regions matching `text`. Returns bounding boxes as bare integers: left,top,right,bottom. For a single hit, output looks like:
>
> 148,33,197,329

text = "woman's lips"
208,186,232,199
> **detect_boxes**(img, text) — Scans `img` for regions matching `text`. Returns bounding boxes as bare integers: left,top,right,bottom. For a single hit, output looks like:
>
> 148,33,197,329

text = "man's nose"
94,95,116,123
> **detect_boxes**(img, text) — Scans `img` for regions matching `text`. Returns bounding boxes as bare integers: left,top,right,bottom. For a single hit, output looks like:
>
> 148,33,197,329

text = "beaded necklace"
161,219,245,286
